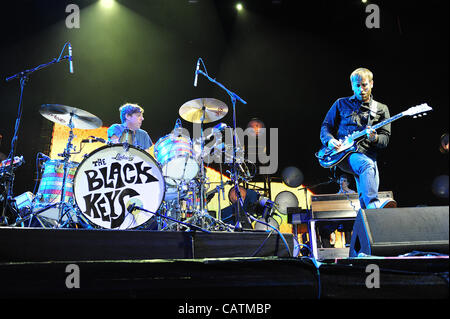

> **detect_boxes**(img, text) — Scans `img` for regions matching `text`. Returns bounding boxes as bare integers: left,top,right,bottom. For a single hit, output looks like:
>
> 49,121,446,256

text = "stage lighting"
100,0,115,9
236,3,243,11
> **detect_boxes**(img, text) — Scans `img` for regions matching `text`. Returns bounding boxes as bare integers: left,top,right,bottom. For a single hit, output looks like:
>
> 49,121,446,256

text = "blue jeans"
339,152,381,209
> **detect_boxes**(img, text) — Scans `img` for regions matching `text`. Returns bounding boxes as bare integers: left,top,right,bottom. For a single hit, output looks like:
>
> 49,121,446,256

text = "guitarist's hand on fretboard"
366,126,378,142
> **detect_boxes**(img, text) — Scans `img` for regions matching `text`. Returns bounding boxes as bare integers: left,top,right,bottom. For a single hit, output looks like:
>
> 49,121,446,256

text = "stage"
0,226,448,300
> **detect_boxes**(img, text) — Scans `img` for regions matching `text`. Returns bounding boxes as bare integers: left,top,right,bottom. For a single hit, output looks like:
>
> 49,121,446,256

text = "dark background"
0,0,448,207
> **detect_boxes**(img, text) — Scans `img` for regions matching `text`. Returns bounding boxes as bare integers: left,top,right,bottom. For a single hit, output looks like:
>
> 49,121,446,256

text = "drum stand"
190,104,214,228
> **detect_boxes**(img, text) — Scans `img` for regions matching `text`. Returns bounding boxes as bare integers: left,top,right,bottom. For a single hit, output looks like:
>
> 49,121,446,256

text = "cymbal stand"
196,65,248,230
131,205,211,233
216,162,225,221
56,114,78,227
2,43,72,226
190,104,211,228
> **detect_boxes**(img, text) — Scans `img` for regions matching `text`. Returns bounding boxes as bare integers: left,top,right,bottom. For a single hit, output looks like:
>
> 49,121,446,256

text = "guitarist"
320,67,397,209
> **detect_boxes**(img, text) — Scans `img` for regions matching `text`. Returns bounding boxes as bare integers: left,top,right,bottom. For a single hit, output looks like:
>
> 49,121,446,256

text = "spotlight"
100,0,115,9
236,3,243,11
362,0,368,3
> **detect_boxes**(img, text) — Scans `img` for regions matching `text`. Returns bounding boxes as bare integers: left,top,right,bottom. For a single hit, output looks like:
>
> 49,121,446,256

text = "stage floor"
0,227,448,299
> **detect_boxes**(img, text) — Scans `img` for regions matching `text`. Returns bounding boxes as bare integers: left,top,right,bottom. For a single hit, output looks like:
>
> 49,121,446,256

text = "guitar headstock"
403,103,433,118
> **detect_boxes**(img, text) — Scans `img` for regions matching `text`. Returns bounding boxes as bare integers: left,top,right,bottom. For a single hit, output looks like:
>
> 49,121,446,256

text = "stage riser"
0,227,293,262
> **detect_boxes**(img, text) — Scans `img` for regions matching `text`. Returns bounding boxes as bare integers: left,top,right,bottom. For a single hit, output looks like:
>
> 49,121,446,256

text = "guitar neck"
353,112,405,139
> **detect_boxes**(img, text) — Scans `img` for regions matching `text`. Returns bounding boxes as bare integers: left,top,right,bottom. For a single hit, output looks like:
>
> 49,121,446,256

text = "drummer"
107,103,153,153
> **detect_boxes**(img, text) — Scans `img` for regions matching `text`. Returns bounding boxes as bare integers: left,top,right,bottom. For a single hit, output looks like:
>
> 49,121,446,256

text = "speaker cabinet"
349,206,449,257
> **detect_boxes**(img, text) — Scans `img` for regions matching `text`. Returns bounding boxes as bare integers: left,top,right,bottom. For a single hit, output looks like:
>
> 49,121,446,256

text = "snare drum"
73,144,165,229
154,134,199,185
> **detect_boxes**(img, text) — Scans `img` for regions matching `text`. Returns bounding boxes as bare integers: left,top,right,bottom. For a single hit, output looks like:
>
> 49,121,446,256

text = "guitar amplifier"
287,191,395,223
310,191,394,219
288,191,395,260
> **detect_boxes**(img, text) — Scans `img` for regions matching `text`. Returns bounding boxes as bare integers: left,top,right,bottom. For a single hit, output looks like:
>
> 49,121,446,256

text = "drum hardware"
1,156,25,223
178,98,229,227
179,105,229,225
118,129,135,152
129,204,211,233
25,104,103,228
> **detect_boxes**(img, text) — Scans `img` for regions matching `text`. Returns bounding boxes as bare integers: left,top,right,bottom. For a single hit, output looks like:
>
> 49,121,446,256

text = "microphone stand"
1,52,71,226
196,68,248,231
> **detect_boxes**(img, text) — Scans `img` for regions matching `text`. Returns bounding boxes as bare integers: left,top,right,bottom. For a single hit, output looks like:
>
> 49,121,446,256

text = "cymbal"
40,104,103,129
179,98,228,124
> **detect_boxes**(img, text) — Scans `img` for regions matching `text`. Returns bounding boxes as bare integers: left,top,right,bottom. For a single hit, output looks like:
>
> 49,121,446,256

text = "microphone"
127,203,137,214
68,43,74,74
193,58,200,87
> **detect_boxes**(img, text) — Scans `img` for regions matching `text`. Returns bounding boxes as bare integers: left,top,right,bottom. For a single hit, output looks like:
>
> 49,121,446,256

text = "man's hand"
328,138,342,150
366,126,378,142
110,135,119,144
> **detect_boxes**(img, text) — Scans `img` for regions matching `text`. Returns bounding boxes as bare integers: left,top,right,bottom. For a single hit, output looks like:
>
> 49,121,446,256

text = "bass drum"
73,144,165,229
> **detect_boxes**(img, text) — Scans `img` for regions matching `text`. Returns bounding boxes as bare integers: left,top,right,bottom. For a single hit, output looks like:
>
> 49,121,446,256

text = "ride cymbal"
179,98,228,124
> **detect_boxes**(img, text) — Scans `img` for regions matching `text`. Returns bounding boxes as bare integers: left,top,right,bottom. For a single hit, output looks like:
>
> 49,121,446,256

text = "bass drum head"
73,144,165,229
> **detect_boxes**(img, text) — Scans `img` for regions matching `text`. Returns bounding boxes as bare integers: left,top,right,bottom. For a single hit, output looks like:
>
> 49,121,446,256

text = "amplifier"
310,191,394,219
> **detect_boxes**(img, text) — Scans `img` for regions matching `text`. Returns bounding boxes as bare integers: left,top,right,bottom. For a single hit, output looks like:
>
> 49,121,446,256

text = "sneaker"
380,199,397,208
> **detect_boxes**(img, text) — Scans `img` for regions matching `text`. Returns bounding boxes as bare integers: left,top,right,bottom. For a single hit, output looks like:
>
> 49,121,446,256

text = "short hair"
339,174,350,181
350,68,373,83
119,103,143,123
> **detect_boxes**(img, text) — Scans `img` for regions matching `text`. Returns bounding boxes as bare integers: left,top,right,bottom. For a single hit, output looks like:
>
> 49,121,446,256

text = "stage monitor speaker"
349,206,449,257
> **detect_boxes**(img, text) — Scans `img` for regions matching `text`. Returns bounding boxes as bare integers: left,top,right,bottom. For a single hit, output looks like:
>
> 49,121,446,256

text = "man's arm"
107,124,122,144
320,100,341,149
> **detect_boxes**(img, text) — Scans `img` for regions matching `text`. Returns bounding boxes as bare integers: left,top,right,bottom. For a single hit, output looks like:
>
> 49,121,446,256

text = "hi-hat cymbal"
179,98,228,124
40,104,103,129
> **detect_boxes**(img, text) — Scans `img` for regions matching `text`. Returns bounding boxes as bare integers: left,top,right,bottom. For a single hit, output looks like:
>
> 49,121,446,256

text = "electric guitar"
315,103,432,168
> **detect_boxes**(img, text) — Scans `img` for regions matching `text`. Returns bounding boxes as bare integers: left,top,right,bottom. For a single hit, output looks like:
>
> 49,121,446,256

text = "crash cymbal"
179,98,228,124
40,104,102,129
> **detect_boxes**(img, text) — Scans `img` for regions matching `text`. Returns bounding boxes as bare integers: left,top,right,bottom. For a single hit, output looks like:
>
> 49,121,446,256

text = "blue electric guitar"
315,103,433,168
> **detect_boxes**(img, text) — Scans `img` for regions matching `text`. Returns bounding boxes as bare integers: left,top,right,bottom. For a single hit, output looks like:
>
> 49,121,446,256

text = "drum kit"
16,97,260,232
